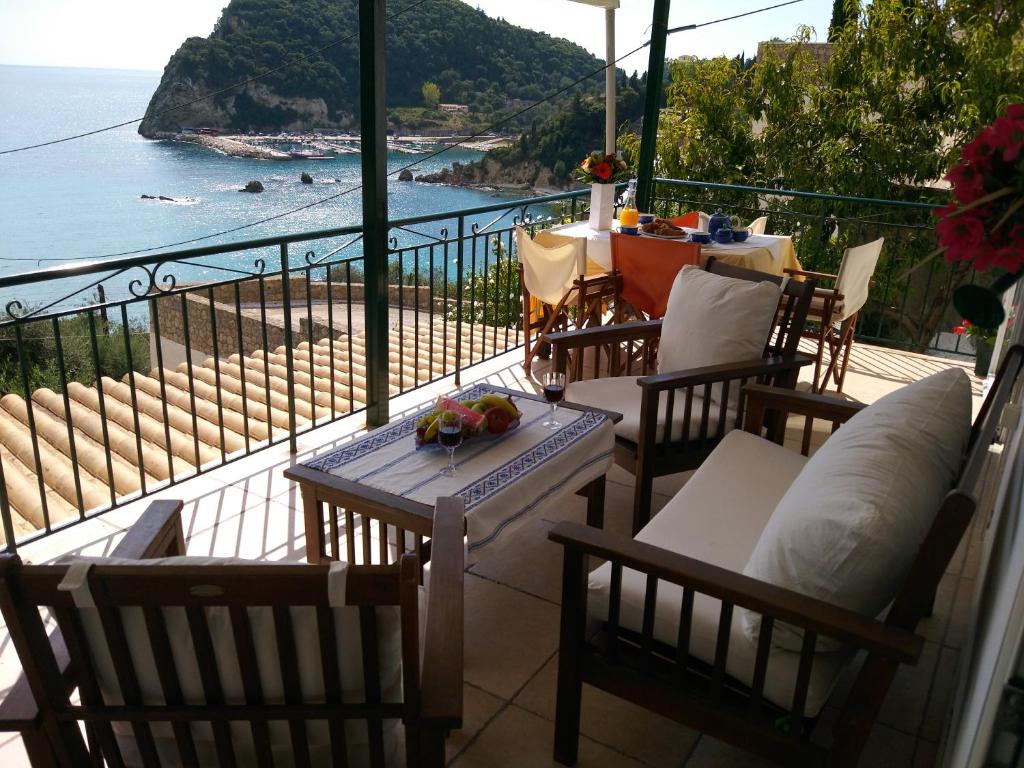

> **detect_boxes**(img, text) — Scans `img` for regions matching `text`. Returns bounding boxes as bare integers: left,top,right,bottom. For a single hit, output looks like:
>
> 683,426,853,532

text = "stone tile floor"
0,341,988,766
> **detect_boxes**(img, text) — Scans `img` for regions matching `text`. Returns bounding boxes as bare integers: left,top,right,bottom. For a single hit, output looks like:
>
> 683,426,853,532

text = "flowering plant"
936,104,1024,327
951,320,996,343
576,151,630,184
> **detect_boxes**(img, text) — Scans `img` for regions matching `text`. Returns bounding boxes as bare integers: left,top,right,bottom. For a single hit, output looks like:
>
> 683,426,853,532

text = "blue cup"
732,229,750,242
690,232,711,244
619,226,639,235
639,213,655,225
714,228,734,244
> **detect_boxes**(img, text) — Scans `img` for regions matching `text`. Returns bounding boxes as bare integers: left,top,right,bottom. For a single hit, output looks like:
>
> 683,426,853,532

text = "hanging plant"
936,103,1024,327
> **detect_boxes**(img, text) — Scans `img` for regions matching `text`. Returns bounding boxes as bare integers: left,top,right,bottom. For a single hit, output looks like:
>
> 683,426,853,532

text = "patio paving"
0,340,987,767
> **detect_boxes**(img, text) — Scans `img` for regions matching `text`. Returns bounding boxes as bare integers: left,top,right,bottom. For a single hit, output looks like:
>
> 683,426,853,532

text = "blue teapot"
708,209,731,237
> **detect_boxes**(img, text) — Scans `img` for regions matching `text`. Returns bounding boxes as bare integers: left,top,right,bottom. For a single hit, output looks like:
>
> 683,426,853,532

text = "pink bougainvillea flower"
945,161,986,203
990,114,1024,162
992,246,1024,274
1006,103,1024,120
937,212,986,261
961,129,997,166
953,323,966,335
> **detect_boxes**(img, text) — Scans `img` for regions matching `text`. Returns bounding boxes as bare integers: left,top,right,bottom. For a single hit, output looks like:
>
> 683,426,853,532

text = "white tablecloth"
549,221,798,277
304,384,615,560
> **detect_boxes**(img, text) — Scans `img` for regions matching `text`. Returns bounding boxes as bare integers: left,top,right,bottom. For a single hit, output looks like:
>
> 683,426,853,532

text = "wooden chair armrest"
784,267,838,283
111,500,186,560
548,522,922,663
548,319,663,350
742,384,866,434
637,354,814,393
419,497,464,728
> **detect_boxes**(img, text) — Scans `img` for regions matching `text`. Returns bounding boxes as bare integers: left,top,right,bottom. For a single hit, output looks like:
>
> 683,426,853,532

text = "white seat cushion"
58,555,403,767
742,367,973,652
567,375,733,444
657,266,781,408
588,430,850,716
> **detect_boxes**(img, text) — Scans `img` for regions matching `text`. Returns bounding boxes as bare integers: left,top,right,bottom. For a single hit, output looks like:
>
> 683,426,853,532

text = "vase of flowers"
952,320,997,376
576,151,630,230
936,103,1024,328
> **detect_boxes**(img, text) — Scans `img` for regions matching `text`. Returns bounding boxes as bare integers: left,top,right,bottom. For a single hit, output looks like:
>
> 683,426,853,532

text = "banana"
423,416,440,443
479,393,519,418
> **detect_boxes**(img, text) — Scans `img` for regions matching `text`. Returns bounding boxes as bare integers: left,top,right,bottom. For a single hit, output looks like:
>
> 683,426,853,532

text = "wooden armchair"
0,497,465,767
549,258,815,533
549,345,1024,768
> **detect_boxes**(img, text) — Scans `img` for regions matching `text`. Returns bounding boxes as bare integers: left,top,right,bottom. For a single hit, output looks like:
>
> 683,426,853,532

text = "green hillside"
139,0,604,135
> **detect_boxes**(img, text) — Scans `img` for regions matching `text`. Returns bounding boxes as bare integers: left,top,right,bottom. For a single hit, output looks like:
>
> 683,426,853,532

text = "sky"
0,0,833,73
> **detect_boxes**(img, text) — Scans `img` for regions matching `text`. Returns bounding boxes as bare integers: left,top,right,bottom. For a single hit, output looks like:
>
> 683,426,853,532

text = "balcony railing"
0,179,964,551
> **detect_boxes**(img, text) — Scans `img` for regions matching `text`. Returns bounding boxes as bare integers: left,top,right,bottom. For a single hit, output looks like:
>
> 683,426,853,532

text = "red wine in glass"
438,411,462,475
543,383,565,403
439,424,463,448
542,372,566,428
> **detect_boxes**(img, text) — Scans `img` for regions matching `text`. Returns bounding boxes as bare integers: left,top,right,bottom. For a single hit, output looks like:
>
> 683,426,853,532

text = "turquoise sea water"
0,65,523,307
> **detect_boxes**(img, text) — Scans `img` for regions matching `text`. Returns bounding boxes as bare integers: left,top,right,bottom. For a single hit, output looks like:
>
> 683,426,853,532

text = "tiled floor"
0,341,986,767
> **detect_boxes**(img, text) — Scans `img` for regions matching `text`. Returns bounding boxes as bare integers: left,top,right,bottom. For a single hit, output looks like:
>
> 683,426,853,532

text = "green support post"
360,0,390,426
636,0,671,214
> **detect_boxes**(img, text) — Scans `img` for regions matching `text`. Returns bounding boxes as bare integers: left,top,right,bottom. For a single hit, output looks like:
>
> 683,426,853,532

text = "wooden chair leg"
554,546,588,766
834,315,858,394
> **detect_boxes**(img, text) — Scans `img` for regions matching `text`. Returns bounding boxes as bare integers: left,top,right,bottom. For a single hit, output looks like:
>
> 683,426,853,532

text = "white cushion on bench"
588,430,849,717
58,555,403,768
742,367,972,652
567,375,731,444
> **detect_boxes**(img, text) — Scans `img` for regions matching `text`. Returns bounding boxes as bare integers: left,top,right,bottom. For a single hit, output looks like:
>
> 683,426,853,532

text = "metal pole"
605,7,616,155
360,0,390,426
636,0,671,213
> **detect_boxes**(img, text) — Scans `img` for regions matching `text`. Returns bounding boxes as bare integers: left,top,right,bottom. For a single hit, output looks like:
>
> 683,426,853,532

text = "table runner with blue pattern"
303,384,615,558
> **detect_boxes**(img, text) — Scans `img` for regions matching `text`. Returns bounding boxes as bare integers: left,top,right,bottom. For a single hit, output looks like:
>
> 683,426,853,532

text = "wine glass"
438,411,463,476
542,372,566,429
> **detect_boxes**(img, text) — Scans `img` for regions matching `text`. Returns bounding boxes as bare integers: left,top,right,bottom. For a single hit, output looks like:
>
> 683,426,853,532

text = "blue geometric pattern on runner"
457,411,605,513
303,384,492,473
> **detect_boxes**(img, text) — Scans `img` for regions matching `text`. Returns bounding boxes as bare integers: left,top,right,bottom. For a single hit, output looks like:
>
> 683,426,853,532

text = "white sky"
0,0,832,72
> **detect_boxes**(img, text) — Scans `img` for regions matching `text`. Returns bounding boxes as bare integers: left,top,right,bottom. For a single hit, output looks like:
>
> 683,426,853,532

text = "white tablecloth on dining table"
302,384,615,562
549,220,800,277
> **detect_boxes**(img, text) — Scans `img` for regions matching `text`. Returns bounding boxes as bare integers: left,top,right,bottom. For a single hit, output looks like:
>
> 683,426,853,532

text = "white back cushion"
58,556,402,767
742,368,973,651
657,266,780,406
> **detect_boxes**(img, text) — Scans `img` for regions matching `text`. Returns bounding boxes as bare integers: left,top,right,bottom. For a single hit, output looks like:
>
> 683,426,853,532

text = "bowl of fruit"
415,393,522,449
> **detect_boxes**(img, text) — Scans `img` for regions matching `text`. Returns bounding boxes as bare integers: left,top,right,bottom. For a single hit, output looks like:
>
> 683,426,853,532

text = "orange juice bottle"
620,178,639,228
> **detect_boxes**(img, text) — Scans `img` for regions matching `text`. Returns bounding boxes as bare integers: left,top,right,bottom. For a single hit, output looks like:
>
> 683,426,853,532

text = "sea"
0,65,524,309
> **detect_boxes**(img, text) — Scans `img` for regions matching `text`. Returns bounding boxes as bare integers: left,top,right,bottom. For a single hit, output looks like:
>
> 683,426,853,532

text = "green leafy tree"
828,0,857,42
421,81,441,109
622,0,1023,350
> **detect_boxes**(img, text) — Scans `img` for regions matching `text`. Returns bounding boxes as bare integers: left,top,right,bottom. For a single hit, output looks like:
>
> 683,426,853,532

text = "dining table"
549,220,803,277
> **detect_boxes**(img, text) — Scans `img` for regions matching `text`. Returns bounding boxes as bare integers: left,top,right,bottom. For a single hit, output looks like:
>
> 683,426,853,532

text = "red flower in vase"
936,209,986,261
592,162,613,181
944,162,985,203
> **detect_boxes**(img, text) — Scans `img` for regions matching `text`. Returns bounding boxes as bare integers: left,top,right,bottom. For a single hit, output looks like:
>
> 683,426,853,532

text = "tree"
620,0,1023,350
421,80,441,108
828,0,856,42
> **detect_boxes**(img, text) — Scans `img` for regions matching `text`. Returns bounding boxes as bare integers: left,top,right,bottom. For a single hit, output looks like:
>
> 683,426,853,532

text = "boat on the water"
288,150,332,160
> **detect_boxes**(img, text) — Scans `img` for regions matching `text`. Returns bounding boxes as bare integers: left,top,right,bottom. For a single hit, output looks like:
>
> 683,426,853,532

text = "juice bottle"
620,178,639,228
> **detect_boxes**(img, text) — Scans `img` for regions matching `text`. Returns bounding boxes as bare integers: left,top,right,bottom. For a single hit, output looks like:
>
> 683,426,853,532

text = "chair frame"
0,498,465,768
549,345,1024,767
550,258,816,533
785,263,875,395
519,237,616,375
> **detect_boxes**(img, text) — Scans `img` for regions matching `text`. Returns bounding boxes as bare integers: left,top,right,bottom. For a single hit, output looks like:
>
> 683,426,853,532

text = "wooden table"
285,385,622,567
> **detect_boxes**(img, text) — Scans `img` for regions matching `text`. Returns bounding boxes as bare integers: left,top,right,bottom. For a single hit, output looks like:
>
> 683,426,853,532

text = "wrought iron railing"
650,178,971,356
0,188,592,551
0,178,963,551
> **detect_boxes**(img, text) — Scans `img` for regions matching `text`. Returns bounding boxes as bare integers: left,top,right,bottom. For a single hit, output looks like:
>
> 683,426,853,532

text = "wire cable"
7,0,805,265
0,0,433,156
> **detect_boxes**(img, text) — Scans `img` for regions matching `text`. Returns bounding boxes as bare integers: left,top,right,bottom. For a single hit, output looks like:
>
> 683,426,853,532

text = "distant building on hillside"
756,41,835,71
440,103,469,113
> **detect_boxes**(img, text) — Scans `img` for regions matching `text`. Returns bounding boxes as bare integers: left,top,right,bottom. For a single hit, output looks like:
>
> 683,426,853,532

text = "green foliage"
447,239,521,329
624,0,1022,351
421,81,441,109
828,0,857,42
0,315,150,397
152,0,604,131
